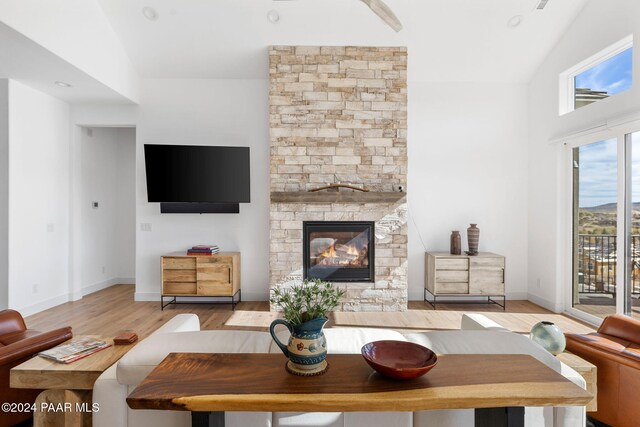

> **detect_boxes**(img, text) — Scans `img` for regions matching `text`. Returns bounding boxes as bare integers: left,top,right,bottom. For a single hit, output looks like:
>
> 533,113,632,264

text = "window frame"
559,35,633,116
562,120,640,325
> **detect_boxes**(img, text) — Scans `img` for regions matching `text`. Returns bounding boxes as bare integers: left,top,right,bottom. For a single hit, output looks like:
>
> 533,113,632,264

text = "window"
575,47,632,109
560,35,633,115
569,131,640,321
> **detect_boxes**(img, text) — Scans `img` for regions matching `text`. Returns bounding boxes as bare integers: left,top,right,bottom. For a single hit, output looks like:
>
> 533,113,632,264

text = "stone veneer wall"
269,46,408,312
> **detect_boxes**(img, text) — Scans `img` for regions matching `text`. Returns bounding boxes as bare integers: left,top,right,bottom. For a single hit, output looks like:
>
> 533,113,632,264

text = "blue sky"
576,47,634,208
575,47,633,95
579,133,640,207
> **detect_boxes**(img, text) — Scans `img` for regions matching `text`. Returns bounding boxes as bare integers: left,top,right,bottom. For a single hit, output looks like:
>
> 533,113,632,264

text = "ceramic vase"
450,231,461,255
270,317,328,376
467,224,480,255
530,321,566,355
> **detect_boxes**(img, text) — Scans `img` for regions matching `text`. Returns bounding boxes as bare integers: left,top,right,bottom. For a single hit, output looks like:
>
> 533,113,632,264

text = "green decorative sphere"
530,321,566,355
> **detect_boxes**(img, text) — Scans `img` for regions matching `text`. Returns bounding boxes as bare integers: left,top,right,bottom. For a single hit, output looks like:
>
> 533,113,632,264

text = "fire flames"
316,241,368,267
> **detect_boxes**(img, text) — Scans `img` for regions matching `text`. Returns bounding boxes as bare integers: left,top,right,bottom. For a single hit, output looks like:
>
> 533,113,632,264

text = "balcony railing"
577,234,640,295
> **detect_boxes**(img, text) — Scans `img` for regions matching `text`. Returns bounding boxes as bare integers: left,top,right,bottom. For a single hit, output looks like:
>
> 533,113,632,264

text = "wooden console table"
127,353,591,427
10,335,135,427
425,252,506,310
161,252,241,310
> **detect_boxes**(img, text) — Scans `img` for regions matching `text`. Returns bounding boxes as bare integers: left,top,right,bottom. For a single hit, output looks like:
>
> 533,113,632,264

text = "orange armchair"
565,314,640,427
0,309,72,427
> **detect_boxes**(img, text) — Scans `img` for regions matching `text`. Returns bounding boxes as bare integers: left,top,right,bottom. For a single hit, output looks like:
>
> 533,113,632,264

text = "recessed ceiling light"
142,6,159,21
54,81,72,88
267,10,280,24
507,15,524,28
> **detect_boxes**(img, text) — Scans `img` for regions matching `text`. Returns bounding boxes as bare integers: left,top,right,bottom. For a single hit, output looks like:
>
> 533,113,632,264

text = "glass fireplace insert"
303,221,375,282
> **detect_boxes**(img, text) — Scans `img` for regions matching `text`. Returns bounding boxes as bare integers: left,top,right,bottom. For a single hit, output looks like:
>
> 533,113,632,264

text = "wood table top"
126,353,592,413
10,335,136,390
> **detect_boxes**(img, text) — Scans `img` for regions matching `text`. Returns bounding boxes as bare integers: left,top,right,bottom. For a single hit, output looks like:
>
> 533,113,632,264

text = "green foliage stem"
270,279,346,325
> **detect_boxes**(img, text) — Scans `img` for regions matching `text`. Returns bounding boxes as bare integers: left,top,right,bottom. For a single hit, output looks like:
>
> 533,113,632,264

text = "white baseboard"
527,293,563,313
17,293,73,317
82,278,118,296
507,291,528,300
135,292,160,301
239,291,269,301
83,277,135,296
408,289,424,301
18,280,135,317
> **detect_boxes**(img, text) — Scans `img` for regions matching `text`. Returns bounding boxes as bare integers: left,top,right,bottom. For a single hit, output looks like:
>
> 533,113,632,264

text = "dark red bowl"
361,340,438,380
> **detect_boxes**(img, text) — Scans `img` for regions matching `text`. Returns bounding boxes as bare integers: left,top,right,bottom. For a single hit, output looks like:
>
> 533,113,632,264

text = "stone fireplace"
268,45,408,312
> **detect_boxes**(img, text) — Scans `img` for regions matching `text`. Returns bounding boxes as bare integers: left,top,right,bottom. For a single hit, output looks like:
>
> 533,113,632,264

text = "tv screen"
144,144,250,203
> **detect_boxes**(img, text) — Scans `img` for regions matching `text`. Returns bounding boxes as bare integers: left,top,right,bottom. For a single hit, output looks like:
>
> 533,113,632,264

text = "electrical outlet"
140,223,152,232
32,284,38,294
102,266,106,274
536,278,541,288
46,223,54,232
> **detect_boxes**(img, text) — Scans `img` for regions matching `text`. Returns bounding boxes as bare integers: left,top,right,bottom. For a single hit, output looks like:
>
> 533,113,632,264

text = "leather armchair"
0,309,72,427
565,314,640,427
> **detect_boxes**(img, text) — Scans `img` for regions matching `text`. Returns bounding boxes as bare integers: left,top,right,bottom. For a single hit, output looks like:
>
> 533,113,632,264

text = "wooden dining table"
126,352,592,427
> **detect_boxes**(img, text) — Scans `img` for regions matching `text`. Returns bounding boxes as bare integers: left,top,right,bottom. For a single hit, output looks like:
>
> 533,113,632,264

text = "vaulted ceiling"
97,0,588,82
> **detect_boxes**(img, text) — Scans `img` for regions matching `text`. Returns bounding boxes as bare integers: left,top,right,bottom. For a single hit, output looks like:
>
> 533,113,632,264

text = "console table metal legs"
191,408,524,427
424,289,506,311
192,411,224,427
161,290,241,311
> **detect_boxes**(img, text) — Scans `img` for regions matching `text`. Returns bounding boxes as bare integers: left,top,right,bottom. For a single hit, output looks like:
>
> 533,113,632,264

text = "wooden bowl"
361,340,438,380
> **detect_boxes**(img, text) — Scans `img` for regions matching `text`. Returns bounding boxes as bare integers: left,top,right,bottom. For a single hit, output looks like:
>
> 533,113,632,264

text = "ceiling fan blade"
360,0,403,32
536,0,550,9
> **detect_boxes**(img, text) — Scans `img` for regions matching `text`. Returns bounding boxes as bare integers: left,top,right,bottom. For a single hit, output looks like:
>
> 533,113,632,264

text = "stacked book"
187,245,219,256
114,330,138,345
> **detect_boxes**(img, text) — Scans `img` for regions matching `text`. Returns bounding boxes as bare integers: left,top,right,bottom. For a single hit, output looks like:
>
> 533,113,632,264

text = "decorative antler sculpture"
308,184,369,193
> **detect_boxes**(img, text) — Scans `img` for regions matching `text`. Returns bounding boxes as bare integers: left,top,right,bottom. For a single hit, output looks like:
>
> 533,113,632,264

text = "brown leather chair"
565,314,640,427
0,309,72,427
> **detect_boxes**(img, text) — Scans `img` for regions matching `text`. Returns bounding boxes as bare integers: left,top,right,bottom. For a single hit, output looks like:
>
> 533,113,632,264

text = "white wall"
116,129,136,280
135,79,270,301
80,127,135,295
0,0,139,102
68,69,531,305
128,78,530,302
407,82,530,300
0,79,8,310
8,80,71,315
527,0,640,311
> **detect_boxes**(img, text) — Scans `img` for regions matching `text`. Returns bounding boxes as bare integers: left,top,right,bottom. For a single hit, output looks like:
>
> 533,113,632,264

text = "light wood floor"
24,285,596,338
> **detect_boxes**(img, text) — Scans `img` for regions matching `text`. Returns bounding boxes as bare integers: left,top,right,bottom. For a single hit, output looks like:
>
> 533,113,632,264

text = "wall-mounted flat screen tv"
144,144,250,204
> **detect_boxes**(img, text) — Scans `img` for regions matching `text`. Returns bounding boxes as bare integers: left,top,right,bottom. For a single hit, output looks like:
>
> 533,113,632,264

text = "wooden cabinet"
161,252,240,310
425,252,505,310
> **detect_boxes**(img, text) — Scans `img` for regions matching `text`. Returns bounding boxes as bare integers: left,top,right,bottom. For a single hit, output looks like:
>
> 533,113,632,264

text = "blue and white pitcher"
270,317,328,376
